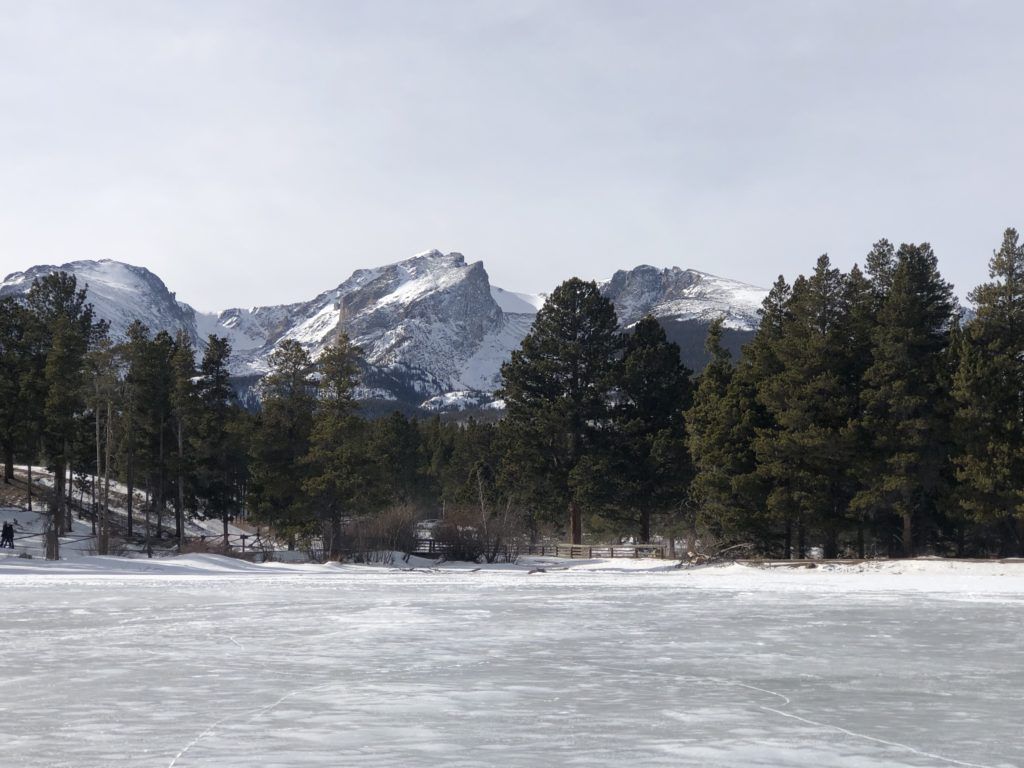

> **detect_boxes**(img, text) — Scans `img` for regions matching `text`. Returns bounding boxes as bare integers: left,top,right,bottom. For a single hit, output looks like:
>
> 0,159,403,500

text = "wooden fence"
408,540,670,560
525,543,669,559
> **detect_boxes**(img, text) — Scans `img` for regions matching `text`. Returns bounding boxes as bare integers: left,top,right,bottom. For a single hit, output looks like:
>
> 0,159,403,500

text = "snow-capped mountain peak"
1,259,200,344
1,253,768,409
601,265,766,330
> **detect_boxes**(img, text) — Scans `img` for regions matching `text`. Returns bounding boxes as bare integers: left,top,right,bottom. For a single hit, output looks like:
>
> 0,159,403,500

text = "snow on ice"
1,542,1022,768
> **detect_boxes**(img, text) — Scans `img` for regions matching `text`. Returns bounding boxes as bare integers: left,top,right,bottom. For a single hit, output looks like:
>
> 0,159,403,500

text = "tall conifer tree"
686,318,738,538
953,228,1024,554
303,333,383,558
499,278,621,544
757,257,857,557
25,273,100,556
609,315,693,542
856,243,955,555
192,335,240,542
249,340,317,543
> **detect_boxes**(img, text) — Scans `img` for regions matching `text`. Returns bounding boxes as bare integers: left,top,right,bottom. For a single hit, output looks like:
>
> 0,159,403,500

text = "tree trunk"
902,512,913,557
93,399,101,537
824,524,838,559
222,511,229,550
27,462,32,511
639,508,651,544
156,418,164,539
176,419,184,548
3,446,13,483
101,400,112,556
783,520,792,560
47,458,63,560
329,511,342,560
857,520,865,559
65,458,74,531
53,458,66,536
126,453,134,537
144,487,152,557
568,500,582,545
797,521,806,560
46,525,59,560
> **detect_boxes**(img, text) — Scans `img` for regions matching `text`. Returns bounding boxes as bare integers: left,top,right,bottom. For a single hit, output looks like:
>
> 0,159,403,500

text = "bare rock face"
1,253,769,409
204,250,513,398
601,265,765,330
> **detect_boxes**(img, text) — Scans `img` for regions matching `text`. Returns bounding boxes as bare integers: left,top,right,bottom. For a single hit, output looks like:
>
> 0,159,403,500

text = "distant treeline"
2,228,1023,559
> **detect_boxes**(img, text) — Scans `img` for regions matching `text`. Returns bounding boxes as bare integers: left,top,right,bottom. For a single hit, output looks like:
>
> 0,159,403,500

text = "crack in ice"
166,679,333,767
612,667,1000,768
166,710,237,768
757,705,998,768
720,677,999,768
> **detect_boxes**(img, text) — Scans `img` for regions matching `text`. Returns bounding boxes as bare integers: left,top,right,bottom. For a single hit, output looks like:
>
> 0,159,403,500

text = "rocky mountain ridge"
0,251,768,410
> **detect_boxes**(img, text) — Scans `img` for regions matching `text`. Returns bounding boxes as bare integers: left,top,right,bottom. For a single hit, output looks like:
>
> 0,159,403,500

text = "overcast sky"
1,1,1021,310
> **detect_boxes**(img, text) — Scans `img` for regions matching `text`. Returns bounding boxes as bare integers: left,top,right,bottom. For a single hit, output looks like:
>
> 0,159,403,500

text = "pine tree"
25,272,101,557
741,276,792,554
865,239,897,303
371,412,433,510
192,335,240,544
0,297,32,482
498,278,622,544
170,331,197,546
609,315,693,542
756,257,858,558
686,318,737,538
118,320,151,537
856,243,955,556
841,263,884,556
122,329,175,550
953,228,1024,555
82,334,117,554
303,333,383,558
249,340,317,544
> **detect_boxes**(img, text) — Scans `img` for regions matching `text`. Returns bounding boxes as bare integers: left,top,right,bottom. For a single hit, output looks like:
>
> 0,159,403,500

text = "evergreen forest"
2,229,1024,560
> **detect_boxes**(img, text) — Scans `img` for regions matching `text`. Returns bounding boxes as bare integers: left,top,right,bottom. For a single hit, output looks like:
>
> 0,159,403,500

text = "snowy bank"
2,552,1023,599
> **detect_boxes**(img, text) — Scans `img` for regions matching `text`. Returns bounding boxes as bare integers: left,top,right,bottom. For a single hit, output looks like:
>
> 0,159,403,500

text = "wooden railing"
409,540,669,560
525,543,669,559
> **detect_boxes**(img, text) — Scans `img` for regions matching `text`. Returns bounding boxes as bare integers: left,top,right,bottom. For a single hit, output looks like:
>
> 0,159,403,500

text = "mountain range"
0,251,767,412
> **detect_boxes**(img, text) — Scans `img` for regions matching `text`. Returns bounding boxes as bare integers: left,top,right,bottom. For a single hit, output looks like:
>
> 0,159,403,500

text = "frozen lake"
1,558,1022,767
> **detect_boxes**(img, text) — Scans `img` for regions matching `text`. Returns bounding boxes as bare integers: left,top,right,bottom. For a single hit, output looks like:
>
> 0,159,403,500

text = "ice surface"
1,559,1022,768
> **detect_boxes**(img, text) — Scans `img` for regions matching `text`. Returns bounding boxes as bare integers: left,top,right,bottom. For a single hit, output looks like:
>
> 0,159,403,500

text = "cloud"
0,1,1020,309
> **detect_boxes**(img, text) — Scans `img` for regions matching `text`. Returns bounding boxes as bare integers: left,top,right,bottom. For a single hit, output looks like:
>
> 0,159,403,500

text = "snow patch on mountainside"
420,390,489,411
490,286,545,314
193,307,268,352
456,312,535,391
1,253,769,405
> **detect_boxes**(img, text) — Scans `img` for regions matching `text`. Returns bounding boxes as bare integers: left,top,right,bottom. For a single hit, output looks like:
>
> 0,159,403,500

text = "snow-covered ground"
1,555,1021,767
5,469,262,555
